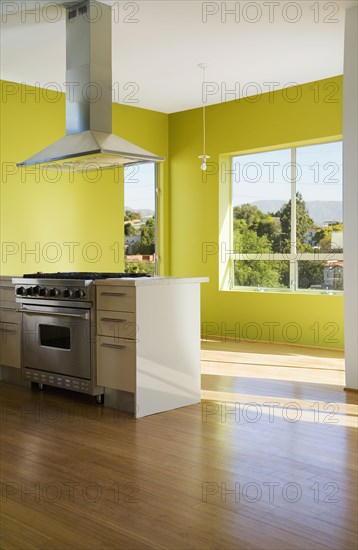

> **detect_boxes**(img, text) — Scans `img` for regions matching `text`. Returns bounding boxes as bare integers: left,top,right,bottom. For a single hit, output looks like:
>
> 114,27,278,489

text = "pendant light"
198,63,210,171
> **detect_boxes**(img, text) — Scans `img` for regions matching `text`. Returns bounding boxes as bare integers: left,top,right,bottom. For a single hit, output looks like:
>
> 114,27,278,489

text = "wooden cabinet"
0,283,15,302
96,286,136,392
96,337,136,392
0,278,21,369
95,278,206,418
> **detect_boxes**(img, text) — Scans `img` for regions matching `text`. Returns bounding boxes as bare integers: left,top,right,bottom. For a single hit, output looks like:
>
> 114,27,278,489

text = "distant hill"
125,207,155,219
305,201,342,226
250,200,284,215
249,200,342,226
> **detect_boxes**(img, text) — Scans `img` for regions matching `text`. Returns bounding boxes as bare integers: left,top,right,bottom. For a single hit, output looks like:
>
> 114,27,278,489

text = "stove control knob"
63,288,73,298
38,287,49,297
16,286,26,296
75,289,86,299
26,287,34,296
33,285,41,296
49,288,60,297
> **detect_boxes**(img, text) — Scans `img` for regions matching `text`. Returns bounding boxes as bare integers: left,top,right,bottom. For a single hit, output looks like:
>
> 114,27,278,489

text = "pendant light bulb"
199,154,210,171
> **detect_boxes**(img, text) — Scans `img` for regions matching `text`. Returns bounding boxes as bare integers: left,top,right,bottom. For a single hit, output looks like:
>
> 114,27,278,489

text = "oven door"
20,304,91,379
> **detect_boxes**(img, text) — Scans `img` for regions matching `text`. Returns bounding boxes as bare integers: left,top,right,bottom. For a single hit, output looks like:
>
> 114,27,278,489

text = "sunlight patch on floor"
201,391,358,427
201,340,345,385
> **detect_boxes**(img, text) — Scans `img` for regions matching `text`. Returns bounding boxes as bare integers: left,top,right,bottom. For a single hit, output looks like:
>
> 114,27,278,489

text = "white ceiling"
1,0,357,113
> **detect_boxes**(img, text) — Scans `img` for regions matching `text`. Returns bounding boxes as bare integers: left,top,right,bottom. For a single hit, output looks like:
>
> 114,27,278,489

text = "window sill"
226,287,343,296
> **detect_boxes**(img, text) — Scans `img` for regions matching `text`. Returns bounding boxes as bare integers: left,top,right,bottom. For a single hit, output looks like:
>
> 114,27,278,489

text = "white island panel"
135,282,201,417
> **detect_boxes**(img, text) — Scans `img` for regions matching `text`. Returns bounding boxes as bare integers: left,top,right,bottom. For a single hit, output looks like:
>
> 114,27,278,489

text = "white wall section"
343,6,358,390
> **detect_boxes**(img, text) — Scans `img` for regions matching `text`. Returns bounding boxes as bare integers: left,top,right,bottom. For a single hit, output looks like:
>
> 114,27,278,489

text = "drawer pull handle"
100,292,126,297
100,317,126,323
101,343,127,350
0,327,17,334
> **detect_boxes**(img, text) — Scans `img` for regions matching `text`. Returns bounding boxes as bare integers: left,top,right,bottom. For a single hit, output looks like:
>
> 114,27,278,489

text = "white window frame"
218,141,344,294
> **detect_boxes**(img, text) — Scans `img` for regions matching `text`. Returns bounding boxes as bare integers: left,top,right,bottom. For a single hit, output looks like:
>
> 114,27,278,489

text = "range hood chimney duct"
18,0,164,171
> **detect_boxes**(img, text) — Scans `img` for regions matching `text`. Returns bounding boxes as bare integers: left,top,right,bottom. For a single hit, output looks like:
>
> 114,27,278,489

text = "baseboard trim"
201,334,344,353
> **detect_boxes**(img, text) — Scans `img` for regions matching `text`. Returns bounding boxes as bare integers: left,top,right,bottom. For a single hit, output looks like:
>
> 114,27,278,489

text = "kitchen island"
94,276,208,418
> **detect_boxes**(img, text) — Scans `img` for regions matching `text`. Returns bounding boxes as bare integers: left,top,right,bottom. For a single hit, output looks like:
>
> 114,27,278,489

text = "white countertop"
94,276,209,287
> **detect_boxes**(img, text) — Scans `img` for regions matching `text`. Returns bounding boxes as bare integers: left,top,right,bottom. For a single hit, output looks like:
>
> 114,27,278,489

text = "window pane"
124,163,156,275
298,261,344,291
234,260,289,289
296,142,343,253
296,142,343,291
232,150,291,258
323,261,344,291
232,149,291,289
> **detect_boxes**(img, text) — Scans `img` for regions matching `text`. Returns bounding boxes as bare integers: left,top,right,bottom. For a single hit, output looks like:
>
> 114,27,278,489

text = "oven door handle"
18,308,89,319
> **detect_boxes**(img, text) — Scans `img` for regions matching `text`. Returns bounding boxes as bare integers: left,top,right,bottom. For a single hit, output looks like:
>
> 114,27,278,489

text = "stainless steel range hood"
18,0,164,171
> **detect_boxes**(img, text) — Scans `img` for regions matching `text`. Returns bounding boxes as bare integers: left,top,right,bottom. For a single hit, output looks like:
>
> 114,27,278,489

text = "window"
231,141,343,292
124,163,157,275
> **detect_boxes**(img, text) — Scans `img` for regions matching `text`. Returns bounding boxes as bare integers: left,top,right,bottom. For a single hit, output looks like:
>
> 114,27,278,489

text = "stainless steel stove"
13,272,149,400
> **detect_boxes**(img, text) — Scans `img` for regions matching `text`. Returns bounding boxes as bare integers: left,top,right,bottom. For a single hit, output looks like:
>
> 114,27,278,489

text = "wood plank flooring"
1,341,357,550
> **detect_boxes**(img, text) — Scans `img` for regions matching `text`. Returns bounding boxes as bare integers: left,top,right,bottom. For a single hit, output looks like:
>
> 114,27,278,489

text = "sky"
232,141,343,205
124,162,156,212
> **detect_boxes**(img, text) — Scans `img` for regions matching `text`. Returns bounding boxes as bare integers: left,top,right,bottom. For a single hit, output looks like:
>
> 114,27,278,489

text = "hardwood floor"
1,341,357,550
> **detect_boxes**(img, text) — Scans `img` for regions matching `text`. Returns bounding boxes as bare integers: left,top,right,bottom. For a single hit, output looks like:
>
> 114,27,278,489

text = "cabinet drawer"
97,310,137,340
0,302,21,324
0,284,15,303
97,336,135,392
0,322,21,368
97,286,136,312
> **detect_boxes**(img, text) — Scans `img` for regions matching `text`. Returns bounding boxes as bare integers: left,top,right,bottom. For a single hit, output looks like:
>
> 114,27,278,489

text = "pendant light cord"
198,63,209,171
202,64,206,156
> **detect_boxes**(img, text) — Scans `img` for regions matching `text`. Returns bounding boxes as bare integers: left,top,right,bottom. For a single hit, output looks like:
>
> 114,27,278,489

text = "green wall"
0,77,344,348
0,81,168,275
168,76,344,349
